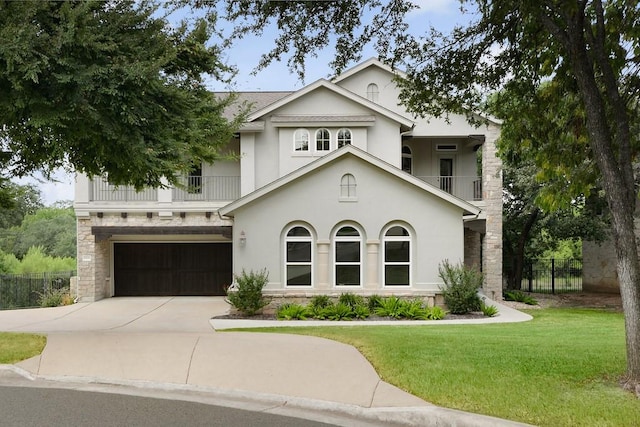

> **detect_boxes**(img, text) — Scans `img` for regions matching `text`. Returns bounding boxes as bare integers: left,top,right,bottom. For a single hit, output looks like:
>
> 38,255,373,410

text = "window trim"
339,173,357,201
333,224,363,287
315,128,331,152
293,128,310,152
366,83,379,102
284,225,314,287
382,224,412,287
337,128,352,148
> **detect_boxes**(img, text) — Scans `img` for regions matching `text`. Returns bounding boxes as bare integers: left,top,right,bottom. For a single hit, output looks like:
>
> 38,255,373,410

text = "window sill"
339,197,358,203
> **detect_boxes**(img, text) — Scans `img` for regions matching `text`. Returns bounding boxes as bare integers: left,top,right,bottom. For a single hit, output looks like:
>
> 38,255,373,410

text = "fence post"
551,258,555,294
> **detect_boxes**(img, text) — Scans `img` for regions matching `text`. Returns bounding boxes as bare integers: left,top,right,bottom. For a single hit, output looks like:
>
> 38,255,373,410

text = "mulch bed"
211,312,485,321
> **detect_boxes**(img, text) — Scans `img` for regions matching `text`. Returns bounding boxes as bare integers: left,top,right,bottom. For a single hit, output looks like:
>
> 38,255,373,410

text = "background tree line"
0,183,75,274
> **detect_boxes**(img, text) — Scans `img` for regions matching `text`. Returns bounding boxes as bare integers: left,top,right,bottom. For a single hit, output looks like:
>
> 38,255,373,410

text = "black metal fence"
521,258,582,293
0,271,75,310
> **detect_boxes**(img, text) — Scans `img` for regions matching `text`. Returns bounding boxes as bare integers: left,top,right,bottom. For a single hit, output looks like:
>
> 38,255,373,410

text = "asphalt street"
0,385,337,427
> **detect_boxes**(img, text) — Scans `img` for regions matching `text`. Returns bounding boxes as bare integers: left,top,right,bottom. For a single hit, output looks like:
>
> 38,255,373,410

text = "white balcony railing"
415,176,482,201
89,176,240,202
172,176,240,201
90,180,158,202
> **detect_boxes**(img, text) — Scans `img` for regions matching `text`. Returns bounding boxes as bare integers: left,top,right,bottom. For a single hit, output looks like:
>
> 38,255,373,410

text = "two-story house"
74,58,503,303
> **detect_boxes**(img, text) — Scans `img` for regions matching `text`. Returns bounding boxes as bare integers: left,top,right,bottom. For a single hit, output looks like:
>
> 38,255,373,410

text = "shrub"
481,302,499,317
367,294,383,311
276,303,310,320
426,306,447,320
374,296,404,319
226,269,270,316
503,290,538,305
338,292,364,309
309,295,332,310
438,260,483,314
352,304,371,320
397,299,427,320
323,302,354,321
37,286,72,308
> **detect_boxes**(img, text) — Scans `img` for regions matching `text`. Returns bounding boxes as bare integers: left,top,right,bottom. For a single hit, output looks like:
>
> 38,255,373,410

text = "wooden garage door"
114,243,231,296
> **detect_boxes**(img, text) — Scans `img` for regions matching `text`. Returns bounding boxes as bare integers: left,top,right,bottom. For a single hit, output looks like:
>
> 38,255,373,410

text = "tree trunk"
562,9,640,393
512,209,539,290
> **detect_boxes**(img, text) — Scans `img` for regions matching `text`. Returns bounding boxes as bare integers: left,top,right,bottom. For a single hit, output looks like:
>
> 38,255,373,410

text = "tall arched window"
402,146,413,174
285,226,313,286
366,83,379,102
294,129,309,152
383,225,411,286
337,128,352,148
315,128,331,152
334,226,362,287
340,173,356,199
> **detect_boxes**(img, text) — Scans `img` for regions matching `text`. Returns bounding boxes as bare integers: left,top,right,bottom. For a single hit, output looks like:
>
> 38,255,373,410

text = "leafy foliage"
0,0,242,188
374,296,404,319
276,303,310,320
322,303,354,321
480,302,499,318
438,260,482,314
309,295,332,310
226,269,270,316
338,292,364,309
37,286,73,308
0,183,42,229
503,291,538,306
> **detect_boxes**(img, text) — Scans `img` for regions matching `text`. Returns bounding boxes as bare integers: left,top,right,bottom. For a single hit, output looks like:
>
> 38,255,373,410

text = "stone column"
464,228,481,271
482,124,503,300
76,217,97,301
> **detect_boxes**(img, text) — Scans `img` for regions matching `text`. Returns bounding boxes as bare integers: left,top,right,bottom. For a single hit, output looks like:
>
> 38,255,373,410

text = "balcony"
415,176,482,201
90,176,240,202
172,176,241,201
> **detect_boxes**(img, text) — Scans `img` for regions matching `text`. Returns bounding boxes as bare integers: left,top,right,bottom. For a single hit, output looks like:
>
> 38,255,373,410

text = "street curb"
0,365,533,427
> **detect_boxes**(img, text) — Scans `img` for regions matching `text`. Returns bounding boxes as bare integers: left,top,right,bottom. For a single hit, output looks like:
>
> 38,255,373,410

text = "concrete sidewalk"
0,297,532,426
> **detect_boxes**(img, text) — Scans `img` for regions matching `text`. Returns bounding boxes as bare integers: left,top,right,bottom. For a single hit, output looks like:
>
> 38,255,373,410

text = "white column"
240,133,256,196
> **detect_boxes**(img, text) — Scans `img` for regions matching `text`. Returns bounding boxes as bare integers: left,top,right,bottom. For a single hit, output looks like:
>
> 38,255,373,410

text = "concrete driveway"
0,297,530,426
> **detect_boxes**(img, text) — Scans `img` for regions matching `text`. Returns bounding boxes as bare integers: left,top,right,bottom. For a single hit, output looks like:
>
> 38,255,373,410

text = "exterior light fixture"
239,231,247,246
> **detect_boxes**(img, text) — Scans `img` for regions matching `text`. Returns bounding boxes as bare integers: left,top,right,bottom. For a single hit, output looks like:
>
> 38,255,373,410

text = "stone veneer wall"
482,125,503,300
464,228,482,271
76,212,232,302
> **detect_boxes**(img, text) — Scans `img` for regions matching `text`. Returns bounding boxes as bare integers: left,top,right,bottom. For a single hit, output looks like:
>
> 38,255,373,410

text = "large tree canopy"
0,0,241,189
205,0,640,393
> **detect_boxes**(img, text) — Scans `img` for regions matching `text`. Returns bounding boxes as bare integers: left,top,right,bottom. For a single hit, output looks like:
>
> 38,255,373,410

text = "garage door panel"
114,243,231,296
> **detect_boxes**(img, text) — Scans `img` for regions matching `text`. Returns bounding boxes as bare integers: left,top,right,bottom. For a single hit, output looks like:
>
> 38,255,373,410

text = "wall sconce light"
239,231,247,247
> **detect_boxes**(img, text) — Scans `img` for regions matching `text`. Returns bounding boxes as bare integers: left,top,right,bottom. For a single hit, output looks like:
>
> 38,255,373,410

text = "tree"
0,0,242,189
489,83,609,289
203,0,640,393
0,182,43,229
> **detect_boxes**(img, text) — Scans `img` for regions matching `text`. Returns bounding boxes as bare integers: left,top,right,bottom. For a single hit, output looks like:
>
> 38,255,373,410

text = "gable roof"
331,57,405,84
246,79,414,132
219,145,481,217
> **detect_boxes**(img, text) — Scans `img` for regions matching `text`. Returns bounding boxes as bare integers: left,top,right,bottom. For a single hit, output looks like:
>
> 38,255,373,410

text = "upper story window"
402,146,412,174
315,129,331,152
337,128,352,148
340,173,357,199
294,129,310,152
366,83,379,102
285,225,313,286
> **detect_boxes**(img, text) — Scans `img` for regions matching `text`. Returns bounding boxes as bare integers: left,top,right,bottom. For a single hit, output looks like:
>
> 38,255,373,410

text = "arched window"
315,128,331,152
337,128,352,148
340,173,356,199
285,226,313,286
366,83,379,102
334,226,362,287
294,129,309,152
383,226,411,286
402,146,413,174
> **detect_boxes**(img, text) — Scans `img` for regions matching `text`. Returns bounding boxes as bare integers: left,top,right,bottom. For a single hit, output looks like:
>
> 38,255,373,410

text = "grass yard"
0,332,46,364
245,309,640,426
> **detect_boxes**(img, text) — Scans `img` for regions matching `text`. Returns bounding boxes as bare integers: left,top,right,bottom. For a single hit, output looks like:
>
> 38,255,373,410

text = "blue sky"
17,0,473,205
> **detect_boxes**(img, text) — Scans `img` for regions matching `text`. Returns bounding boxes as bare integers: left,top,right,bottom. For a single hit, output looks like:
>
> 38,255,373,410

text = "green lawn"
242,309,640,427
0,332,46,364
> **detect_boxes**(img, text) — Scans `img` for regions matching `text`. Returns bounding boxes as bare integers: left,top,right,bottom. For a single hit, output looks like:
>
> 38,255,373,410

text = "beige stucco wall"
228,154,466,293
